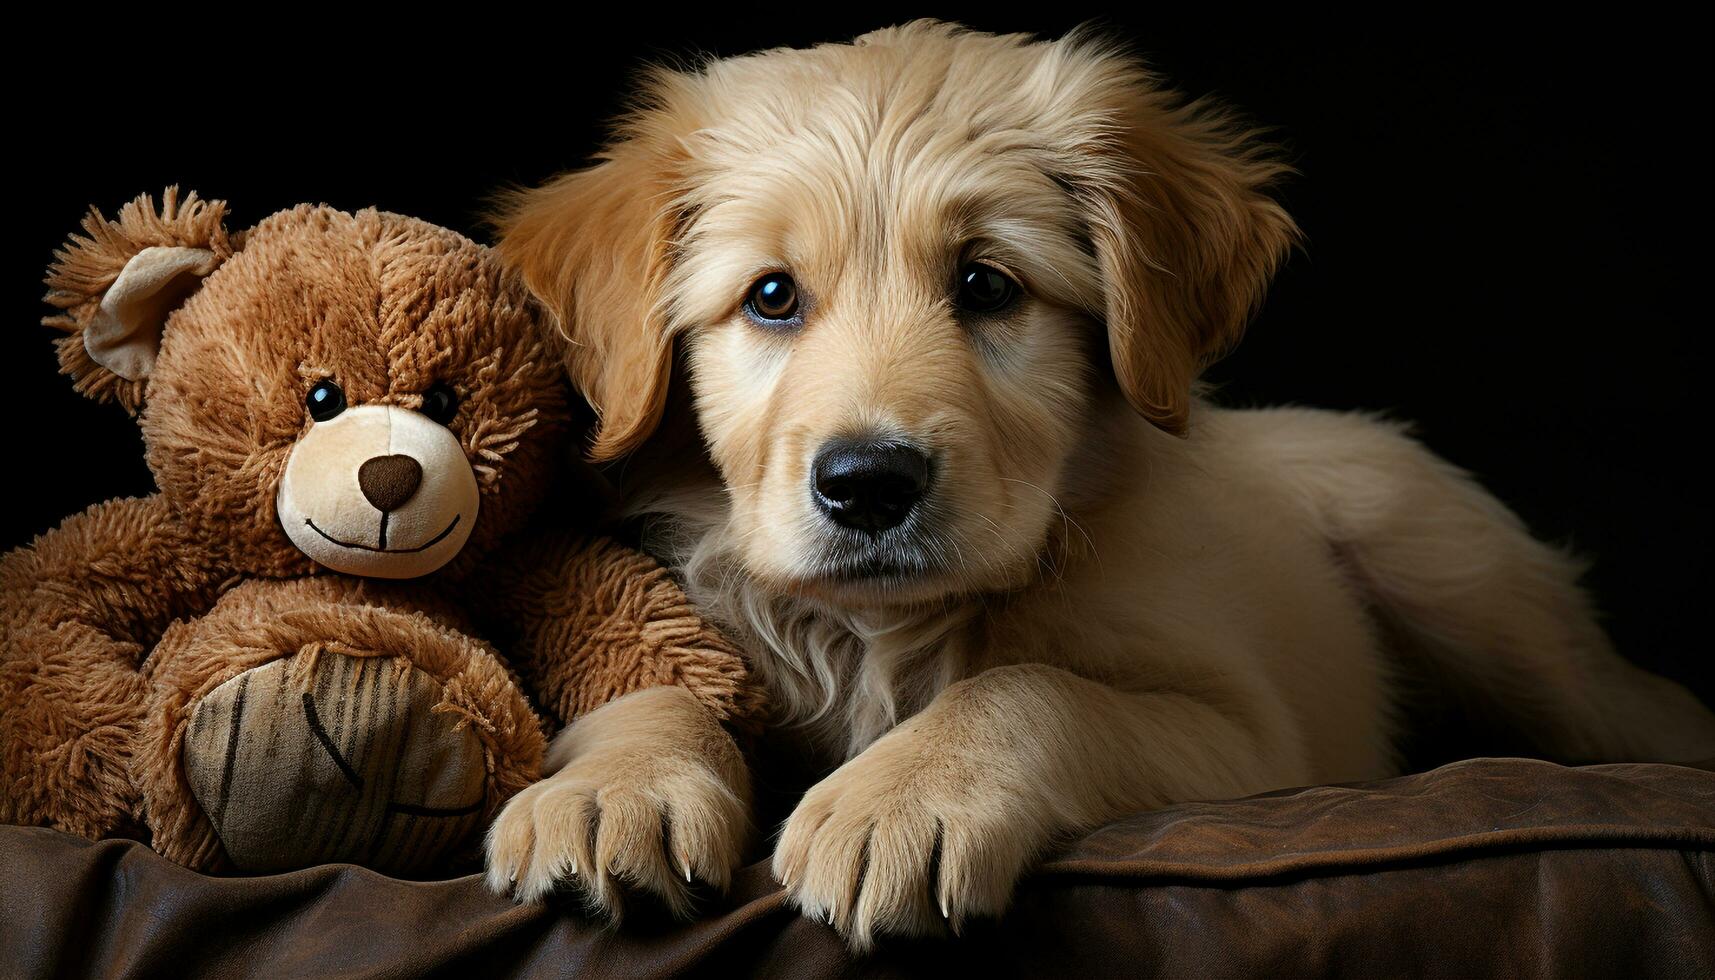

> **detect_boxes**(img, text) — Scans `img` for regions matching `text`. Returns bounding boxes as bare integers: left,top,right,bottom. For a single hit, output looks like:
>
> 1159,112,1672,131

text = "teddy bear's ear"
42,187,237,410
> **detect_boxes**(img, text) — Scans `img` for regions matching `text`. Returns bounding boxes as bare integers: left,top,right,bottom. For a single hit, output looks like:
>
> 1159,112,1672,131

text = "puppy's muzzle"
811,439,932,535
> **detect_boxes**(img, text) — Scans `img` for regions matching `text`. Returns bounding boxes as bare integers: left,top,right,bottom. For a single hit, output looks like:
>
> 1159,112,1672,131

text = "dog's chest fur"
692,561,982,759
640,502,979,757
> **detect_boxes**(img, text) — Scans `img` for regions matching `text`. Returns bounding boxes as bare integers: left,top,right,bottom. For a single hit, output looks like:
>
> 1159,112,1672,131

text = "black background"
5,9,1709,704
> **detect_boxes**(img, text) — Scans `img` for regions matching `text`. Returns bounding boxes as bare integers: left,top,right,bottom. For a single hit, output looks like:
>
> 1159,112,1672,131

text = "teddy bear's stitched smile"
303,515,463,554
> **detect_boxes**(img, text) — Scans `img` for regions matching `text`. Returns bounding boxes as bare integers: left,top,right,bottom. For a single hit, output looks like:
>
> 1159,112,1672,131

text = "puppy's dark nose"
358,454,423,513
812,440,931,534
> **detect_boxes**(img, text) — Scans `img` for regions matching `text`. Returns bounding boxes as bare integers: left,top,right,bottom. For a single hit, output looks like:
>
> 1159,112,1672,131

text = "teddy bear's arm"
472,532,764,733
0,494,225,837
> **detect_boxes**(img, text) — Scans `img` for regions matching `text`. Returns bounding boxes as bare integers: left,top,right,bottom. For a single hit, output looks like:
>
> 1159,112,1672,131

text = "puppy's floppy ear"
43,187,236,411
1057,43,1299,435
493,136,685,463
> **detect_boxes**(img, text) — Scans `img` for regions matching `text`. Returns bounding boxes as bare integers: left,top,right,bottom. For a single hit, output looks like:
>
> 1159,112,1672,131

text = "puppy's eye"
955,263,1019,314
746,273,800,323
306,379,346,422
420,382,459,425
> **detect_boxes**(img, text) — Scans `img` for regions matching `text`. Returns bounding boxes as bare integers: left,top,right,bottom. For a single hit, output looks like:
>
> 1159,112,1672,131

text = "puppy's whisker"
1001,477,1098,565
975,513,1042,583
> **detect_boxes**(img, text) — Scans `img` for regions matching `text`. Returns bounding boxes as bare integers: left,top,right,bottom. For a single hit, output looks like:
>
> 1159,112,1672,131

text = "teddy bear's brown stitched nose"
358,454,423,513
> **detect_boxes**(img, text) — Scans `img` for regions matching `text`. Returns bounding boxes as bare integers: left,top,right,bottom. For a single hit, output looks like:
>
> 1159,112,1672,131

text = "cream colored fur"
484,21,1715,948
485,685,751,916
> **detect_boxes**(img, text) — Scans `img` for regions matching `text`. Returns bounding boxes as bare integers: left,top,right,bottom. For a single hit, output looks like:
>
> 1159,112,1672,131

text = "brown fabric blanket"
2,756,1711,978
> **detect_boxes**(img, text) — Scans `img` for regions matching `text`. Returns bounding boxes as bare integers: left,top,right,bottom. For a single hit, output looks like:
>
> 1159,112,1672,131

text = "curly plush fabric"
0,495,221,839
481,533,766,733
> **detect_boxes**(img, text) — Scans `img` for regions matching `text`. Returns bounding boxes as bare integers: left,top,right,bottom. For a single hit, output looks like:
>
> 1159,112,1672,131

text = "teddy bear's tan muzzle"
276,405,479,578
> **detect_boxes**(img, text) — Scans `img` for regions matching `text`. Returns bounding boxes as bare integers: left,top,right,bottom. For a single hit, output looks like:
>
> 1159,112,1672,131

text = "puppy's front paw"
485,686,750,919
772,724,1044,950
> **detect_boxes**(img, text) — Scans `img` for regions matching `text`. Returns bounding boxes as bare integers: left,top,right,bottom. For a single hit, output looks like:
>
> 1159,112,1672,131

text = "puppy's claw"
486,688,751,919
483,864,513,897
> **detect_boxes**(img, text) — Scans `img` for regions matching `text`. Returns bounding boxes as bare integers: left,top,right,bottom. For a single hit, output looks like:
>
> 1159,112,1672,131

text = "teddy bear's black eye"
420,383,459,426
306,379,346,422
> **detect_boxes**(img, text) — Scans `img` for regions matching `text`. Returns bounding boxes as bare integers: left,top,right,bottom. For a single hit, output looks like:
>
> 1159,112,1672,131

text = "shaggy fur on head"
487,21,1715,948
3,190,759,880
47,190,563,577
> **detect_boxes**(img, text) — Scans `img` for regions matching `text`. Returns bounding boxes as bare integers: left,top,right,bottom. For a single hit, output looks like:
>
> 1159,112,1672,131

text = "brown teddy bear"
0,188,760,875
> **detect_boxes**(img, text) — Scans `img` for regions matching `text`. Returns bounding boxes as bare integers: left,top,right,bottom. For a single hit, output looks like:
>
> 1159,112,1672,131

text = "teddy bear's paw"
485,685,751,920
176,647,493,875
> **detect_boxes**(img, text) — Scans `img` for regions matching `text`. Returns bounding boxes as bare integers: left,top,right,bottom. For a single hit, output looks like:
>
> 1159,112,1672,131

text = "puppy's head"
498,21,1296,605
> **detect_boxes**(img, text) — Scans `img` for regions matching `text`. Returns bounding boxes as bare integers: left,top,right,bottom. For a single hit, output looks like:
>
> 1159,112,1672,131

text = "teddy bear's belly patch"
182,650,487,875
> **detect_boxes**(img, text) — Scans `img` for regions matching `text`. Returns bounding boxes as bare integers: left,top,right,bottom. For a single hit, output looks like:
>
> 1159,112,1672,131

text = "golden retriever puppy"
483,20,1715,948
